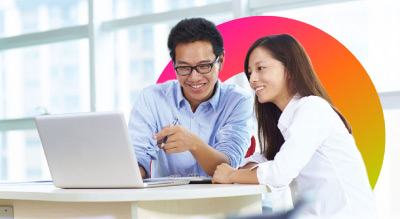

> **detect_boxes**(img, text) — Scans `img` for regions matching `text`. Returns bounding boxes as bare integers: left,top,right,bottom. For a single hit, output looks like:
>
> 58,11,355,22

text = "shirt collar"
278,93,302,131
175,79,221,111
176,81,186,108
206,79,221,112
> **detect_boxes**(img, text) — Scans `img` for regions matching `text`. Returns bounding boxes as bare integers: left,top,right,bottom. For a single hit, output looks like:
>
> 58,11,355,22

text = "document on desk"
148,177,212,184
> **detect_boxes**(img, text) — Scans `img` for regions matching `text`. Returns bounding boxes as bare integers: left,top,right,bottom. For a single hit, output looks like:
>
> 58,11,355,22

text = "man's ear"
218,51,225,71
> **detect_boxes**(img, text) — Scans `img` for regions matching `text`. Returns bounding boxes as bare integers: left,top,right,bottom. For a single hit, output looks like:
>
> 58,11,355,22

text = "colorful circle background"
157,16,385,189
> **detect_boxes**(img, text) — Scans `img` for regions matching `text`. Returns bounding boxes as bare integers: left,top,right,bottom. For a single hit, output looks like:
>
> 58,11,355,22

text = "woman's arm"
241,162,258,169
212,163,259,184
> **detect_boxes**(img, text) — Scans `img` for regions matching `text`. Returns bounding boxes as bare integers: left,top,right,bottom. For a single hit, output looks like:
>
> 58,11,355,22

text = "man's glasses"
174,56,220,76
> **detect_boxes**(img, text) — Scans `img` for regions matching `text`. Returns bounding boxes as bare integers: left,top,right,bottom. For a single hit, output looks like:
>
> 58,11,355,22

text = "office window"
0,39,88,181
1,2,233,183
0,133,6,179
0,39,89,120
24,131,46,179
20,4,39,33
0,130,50,181
0,53,5,118
261,0,400,92
142,27,154,51
0,10,4,35
112,0,230,19
143,59,154,75
0,0,87,38
99,13,232,117
95,23,167,115
129,28,138,43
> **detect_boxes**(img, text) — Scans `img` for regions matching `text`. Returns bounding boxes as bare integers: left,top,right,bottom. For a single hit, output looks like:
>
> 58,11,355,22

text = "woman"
212,34,377,218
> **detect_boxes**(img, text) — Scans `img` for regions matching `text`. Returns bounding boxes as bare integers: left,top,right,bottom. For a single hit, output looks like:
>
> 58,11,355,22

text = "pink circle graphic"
156,16,385,189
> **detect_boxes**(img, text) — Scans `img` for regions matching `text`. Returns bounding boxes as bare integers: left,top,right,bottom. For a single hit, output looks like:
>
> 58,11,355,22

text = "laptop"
35,111,190,188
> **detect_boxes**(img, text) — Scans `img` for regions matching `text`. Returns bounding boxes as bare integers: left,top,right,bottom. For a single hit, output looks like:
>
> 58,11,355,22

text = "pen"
161,117,178,148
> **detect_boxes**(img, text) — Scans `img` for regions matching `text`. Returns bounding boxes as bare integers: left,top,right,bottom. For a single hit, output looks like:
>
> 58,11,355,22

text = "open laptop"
35,111,190,188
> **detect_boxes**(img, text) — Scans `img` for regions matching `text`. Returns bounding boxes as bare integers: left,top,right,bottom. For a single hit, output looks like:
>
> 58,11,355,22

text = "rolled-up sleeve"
214,94,254,168
128,88,158,177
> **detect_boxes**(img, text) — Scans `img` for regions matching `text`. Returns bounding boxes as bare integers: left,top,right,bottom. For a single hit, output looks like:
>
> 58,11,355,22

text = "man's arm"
154,93,253,176
189,136,231,176
209,93,254,170
154,125,229,176
129,88,158,179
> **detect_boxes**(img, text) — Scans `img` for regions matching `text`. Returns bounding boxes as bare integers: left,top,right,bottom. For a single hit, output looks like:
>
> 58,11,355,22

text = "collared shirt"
128,79,253,178
243,95,377,218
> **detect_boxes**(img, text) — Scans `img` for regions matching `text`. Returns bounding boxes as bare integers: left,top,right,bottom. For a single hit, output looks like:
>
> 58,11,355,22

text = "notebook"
35,111,190,188
150,176,212,184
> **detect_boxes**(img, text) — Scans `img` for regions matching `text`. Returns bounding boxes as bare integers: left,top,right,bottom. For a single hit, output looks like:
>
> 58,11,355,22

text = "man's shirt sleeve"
128,88,158,177
214,93,254,168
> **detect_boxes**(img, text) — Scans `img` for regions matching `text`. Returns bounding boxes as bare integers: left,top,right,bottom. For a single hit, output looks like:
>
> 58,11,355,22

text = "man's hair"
167,18,224,62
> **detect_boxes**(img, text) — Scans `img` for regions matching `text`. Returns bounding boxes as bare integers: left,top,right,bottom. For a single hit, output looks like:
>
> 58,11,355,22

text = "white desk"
0,183,269,218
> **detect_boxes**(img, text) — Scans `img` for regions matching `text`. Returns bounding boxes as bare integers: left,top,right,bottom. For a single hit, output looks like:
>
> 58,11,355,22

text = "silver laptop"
35,111,190,188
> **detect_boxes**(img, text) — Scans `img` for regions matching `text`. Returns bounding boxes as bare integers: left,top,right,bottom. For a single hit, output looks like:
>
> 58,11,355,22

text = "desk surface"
0,182,269,202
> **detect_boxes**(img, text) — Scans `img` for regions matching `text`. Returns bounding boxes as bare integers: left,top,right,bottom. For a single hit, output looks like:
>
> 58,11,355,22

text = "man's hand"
212,163,236,184
153,124,230,176
153,125,200,153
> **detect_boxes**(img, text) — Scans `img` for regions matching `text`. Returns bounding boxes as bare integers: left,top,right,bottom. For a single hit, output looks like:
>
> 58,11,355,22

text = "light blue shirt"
128,79,253,178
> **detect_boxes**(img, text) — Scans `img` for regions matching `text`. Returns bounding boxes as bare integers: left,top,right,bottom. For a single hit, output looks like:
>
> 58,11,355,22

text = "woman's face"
248,47,290,109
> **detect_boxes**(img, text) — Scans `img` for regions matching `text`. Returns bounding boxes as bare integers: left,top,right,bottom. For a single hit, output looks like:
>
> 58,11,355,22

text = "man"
128,18,253,178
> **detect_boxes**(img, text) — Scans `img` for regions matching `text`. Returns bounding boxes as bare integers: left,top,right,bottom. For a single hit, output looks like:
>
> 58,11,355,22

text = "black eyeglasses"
174,56,220,76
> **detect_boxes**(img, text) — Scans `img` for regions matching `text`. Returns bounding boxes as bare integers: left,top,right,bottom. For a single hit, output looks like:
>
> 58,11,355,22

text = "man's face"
174,41,224,108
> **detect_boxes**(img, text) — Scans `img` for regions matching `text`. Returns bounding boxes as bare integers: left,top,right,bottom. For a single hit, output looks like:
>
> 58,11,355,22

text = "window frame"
0,0,398,133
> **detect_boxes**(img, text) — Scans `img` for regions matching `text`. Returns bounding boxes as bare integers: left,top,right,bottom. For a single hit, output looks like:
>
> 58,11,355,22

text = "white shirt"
243,95,377,218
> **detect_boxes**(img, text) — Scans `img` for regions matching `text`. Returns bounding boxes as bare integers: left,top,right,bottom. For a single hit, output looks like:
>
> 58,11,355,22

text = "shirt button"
183,107,186,110
193,116,196,120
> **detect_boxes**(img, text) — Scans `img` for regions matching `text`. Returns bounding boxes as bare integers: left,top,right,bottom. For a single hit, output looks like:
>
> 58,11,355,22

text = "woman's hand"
212,163,236,184
212,163,260,184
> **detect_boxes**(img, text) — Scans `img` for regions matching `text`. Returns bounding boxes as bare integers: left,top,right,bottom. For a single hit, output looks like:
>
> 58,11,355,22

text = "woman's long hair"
244,34,352,160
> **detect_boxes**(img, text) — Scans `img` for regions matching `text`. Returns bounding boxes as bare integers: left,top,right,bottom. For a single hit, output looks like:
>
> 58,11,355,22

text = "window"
0,39,88,181
0,0,233,182
112,0,231,19
0,0,87,38
100,14,232,117
0,10,4,35
0,130,50,181
0,40,89,120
